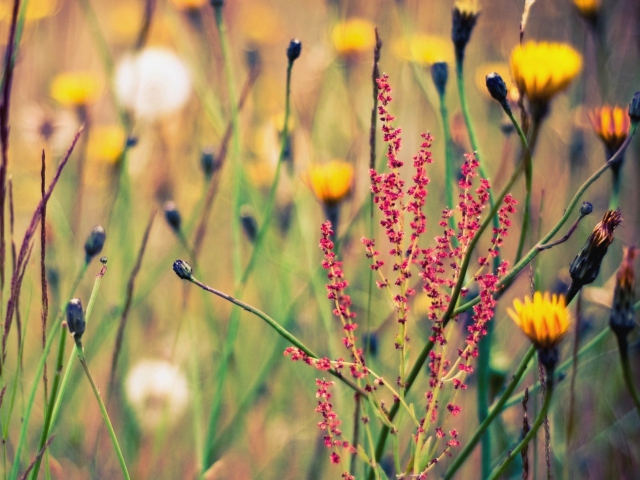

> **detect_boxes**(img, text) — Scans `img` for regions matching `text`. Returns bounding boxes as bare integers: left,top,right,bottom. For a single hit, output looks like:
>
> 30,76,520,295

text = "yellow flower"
307,161,354,205
331,18,376,57
510,41,582,104
87,125,126,164
393,34,453,65
573,0,600,18
589,105,630,154
507,292,570,349
0,0,58,22
169,0,208,10
50,72,101,107
239,3,283,46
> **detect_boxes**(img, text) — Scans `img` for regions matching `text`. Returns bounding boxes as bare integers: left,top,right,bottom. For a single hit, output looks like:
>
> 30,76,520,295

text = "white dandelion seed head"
115,48,192,121
124,359,190,431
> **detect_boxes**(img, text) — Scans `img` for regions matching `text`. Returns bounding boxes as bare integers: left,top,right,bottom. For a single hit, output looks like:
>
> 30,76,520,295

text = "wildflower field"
1,0,640,478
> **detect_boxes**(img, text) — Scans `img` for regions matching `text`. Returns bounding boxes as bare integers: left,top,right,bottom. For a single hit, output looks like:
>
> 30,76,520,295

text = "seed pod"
84,225,106,260
66,298,86,340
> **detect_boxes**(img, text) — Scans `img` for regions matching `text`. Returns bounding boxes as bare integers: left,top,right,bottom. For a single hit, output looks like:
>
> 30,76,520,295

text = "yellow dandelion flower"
393,34,453,65
331,18,376,57
239,3,283,46
589,105,630,154
507,292,571,349
87,125,126,164
307,161,354,206
107,3,144,44
50,72,102,107
169,0,208,10
0,0,59,22
510,41,582,104
573,0,600,19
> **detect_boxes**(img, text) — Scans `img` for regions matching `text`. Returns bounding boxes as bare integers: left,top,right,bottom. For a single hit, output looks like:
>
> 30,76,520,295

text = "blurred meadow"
1,0,640,478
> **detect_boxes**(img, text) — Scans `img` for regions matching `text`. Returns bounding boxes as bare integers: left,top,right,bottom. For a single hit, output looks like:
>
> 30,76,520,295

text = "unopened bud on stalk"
287,39,302,63
164,201,182,232
240,205,258,243
84,225,106,261
452,0,480,63
173,259,193,280
201,148,216,179
66,298,86,340
569,209,622,291
485,72,508,106
430,62,449,97
628,92,640,124
579,201,593,216
610,246,637,341
210,0,224,7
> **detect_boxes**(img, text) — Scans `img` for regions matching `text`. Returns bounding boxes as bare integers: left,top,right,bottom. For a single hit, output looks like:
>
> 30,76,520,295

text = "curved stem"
616,335,640,416
443,346,535,479
75,341,130,480
488,377,554,480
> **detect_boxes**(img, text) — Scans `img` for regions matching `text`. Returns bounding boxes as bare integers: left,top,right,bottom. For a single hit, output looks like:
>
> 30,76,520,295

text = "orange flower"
589,105,630,154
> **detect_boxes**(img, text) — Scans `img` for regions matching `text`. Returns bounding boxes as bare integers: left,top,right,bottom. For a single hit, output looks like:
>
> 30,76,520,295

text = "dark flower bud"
100,256,108,265
485,72,508,105
452,1,480,63
164,201,182,232
84,225,106,260
245,47,261,71
287,39,302,63
537,346,559,377
569,209,622,289
201,148,216,178
173,259,193,280
628,91,640,123
66,298,86,340
430,62,448,97
240,205,258,243
362,332,379,357
126,136,138,148
210,0,224,7
579,201,593,216
610,246,637,340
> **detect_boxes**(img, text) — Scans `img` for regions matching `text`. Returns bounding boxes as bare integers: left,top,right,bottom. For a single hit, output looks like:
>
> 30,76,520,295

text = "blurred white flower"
125,359,190,431
115,48,192,121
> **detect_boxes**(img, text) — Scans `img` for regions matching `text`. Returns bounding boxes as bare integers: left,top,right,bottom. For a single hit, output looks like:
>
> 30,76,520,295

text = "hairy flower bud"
430,62,449,97
66,298,86,340
173,259,193,280
164,201,182,232
569,209,622,289
610,246,637,340
287,39,302,63
84,225,106,260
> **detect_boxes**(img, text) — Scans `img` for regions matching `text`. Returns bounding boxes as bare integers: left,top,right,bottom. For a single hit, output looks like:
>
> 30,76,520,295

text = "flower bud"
173,259,193,280
201,148,216,178
485,72,508,104
569,209,622,288
452,0,480,63
628,91,640,123
210,0,224,7
100,256,108,265
610,246,637,340
430,62,448,97
66,298,86,340
287,39,302,63
240,205,258,243
84,225,106,260
164,201,182,232
579,201,593,216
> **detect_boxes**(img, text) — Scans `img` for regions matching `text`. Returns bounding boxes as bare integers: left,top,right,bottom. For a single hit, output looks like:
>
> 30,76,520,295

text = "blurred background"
2,0,640,478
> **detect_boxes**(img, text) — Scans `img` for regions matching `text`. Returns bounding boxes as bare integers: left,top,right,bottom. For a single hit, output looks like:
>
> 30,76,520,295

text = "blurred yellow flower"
306,161,354,205
87,125,126,164
454,0,480,15
50,72,101,107
510,41,582,104
169,0,208,10
508,292,570,349
0,0,58,22
239,3,283,46
574,0,600,18
393,34,453,65
107,3,144,44
331,18,376,57
589,105,630,154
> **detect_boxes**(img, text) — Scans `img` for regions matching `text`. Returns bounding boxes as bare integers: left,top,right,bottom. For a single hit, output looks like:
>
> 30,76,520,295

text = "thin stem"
443,346,536,479
75,341,130,480
514,119,540,263
488,378,554,480
437,90,455,229
616,335,640,416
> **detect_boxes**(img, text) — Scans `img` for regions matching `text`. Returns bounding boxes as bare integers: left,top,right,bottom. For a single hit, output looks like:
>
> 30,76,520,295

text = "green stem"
488,377,554,480
609,164,621,210
75,341,130,480
616,335,640,416
514,120,540,263
443,346,536,479
437,91,455,228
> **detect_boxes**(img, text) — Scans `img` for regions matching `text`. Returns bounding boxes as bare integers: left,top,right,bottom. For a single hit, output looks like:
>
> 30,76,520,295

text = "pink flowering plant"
285,75,517,477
